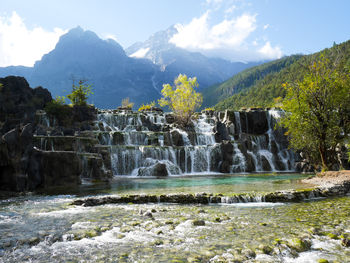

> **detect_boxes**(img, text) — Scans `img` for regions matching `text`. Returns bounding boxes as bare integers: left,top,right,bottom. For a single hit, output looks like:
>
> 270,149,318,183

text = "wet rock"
147,132,159,145
341,238,350,247
214,121,229,142
38,150,82,187
138,162,169,177
243,152,255,172
165,114,175,124
261,155,272,171
287,238,311,252
258,244,273,255
170,129,184,146
143,211,153,218
35,125,47,136
112,132,124,144
192,220,205,226
241,248,256,259
220,141,234,173
63,128,75,136
50,127,63,136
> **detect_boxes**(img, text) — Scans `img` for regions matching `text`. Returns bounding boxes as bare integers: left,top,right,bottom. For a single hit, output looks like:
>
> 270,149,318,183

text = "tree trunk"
319,143,329,171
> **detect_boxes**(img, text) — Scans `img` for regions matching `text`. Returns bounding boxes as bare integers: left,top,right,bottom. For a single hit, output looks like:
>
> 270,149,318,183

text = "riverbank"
302,170,350,187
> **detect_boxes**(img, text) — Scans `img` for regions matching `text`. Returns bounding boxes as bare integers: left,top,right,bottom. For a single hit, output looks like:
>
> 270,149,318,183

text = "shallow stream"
1,173,350,262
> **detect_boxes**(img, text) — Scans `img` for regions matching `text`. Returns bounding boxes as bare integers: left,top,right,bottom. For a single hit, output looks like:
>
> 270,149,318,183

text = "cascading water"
95,109,295,176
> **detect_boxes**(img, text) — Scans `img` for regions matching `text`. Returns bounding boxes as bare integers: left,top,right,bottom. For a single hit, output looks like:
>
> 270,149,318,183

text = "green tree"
280,50,350,171
67,80,93,106
158,74,202,126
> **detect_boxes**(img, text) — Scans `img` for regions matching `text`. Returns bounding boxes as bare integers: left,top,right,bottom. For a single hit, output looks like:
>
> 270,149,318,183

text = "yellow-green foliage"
204,107,214,111
121,97,134,109
138,101,156,111
158,74,202,125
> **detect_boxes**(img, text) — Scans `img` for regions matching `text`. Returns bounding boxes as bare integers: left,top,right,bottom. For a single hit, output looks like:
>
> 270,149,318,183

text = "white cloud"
263,24,269,30
206,0,223,5
169,9,282,62
0,12,66,67
225,5,237,14
258,41,282,59
170,12,256,51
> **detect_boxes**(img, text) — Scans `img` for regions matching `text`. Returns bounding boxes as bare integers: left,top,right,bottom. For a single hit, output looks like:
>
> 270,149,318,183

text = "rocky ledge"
72,177,350,207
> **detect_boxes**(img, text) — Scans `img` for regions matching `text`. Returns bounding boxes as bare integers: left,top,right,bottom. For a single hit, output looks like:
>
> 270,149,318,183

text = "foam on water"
36,206,94,217
215,202,285,207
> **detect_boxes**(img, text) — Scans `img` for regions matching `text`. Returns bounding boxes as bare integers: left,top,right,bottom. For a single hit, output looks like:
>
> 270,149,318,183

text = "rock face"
0,76,52,134
0,76,112,192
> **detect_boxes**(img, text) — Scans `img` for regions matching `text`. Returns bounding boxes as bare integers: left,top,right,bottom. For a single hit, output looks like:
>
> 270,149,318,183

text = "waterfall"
266,110,294,171
193,113,216,145
230,143,246,173
94,109,295,176
234,112,242,136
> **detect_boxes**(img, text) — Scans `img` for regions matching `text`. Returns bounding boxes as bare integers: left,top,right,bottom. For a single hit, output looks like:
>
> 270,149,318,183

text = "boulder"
138,162,168,177
244,153,256,172
261,155,272,171
153,163,168,177
165,114,175,124
170,129,184,146
112,131,124,144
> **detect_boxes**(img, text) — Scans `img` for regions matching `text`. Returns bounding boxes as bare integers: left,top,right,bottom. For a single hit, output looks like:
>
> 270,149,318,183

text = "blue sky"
0,0,349,66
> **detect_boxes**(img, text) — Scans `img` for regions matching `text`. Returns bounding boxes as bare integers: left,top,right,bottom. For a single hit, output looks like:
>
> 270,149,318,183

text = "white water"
93,110,295,176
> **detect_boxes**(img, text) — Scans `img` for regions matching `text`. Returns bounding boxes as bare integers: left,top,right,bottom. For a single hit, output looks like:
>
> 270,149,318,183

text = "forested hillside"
205,40,350,110
202,55,301,107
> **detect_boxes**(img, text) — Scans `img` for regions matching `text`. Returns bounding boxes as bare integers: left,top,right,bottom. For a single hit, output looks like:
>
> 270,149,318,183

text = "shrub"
121,97,134,109
138,101,156,111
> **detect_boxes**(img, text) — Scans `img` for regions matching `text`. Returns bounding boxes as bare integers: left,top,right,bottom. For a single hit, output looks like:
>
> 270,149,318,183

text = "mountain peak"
34,27,126,69
58,26,101,45
126,25,178,59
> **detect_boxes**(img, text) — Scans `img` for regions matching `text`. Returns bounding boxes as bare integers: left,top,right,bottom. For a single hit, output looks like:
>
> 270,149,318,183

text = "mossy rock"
192,220,205,226
287,238,311,252
326,233,339,239
258,244,273,255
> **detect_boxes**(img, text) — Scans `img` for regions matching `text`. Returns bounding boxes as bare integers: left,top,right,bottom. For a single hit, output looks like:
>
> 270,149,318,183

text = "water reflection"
41,173,311,197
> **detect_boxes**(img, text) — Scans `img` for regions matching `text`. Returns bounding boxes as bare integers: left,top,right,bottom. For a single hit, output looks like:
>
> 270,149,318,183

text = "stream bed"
1,173,350,262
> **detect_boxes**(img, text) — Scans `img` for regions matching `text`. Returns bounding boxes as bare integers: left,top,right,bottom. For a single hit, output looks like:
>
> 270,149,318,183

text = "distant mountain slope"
0,27,160,108
205,40,350,110
0,26,261,109
126,26,260,90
